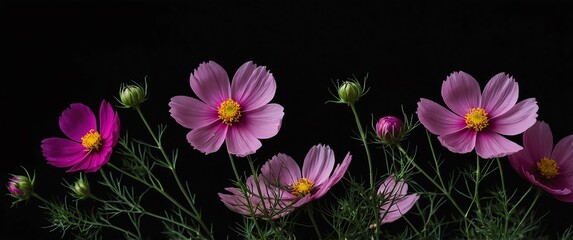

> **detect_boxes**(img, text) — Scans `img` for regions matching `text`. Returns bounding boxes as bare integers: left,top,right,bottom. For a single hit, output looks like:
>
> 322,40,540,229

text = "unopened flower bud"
70,177,91,200
337,81,362,105
7,175,33,202
376,116,403,145
118,81,147,108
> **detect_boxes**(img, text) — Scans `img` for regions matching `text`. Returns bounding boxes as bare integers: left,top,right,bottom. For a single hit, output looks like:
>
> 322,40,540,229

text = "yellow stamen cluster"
217,98,242,126
291,178,315,197
81,129,102,152
536,157,559,180
465,107,489,131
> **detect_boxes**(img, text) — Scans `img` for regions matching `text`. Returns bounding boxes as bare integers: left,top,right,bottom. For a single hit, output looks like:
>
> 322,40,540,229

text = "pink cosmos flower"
378,175,419,224
260,144,352,207
416,71,538,159
218,175,295,219
41,100,120,172
508,121,573,202
169,61,284,157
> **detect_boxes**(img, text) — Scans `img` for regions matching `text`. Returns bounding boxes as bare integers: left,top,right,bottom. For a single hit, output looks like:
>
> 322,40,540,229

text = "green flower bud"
337,80,363,105
70,176,91,200
118,80,147,108
7,175,33,203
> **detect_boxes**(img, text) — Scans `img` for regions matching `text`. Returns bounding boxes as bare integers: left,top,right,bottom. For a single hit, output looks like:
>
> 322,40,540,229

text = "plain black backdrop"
2,1,573,239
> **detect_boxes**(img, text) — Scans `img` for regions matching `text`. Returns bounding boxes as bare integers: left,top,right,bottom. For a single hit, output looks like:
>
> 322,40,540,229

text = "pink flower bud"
376,116,403,144
7,175,33,203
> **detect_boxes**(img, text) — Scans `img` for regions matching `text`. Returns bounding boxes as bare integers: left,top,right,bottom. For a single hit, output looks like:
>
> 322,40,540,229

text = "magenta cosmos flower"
416,71,538,159
218,174,295,220
41,100,120,172
378,175,419,224
508,121,573,202
169,61,284,157
260,144,352,207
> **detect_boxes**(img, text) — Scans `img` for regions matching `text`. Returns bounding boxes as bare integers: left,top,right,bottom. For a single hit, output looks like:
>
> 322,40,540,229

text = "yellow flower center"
217,98,242,126
81,129,102,152
464,107,489,131
291,178,315,197
536,157,559,180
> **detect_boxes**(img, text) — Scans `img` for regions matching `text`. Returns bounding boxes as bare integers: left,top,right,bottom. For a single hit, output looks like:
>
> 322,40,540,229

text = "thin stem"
348,103,380,238
496,157,510,235
306,204,323,240
473,155,484,221
227,153,265,237
133,106,213,239
349,104,374,189
397,145,466,217
101,166,210,239
31,192,140,239
509,187,542,240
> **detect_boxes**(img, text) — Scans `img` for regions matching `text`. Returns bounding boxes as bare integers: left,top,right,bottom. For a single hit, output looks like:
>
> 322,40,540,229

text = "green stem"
348,103,380,238
133,106,213,240
473,155,484,221
306,204,323,240
496,157,510,236
227,153,265,238
31,192,140,239
509,187,542,240
397,145,466,217
349,104,374,189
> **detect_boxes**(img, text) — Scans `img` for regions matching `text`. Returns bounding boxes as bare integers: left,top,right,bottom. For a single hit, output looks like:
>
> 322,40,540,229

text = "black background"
2,1,573,239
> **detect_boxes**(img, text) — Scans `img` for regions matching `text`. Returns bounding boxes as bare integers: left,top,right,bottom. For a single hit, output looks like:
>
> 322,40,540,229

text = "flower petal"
522,121,554,163
59,103,97,141
481,73,519,117
186,123,227,155
417,98,466,135
231,61,277,111
441,71,481,116
381,194,419,224
261,153,301,187
551,135,573,171
523,170,571,196
41,138,89,168
169,95,218,129
98,100,120,141
313,152,352,199
302,144,335,187
437,129,477,154
190,61,231,106
241,103,284,139
490,98,538,136
226,125,262,157
475,131,523,159
508,149,534,179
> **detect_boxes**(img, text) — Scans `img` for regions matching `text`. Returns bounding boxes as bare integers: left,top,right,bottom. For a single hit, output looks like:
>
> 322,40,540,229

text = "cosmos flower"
41,100,120,172
508,121,573,202
416,71,538,159
260,144,352,207
169,61,284,157
378,175,419,224
218,174,295,220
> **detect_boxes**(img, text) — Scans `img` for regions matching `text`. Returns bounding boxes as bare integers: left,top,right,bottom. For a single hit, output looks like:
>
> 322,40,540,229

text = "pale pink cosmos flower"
508,121,573,202
169,61,284,157
416,71,538,159
260,144,352,207
378,175,419,224
218,175,295,219
41,100,120,172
